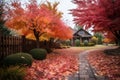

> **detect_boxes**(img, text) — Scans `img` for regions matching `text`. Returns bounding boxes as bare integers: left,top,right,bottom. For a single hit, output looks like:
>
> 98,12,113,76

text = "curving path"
67,50,109,80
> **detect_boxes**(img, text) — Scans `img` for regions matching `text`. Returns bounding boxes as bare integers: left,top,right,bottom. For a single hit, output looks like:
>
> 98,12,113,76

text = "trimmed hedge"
80,42,95,47
29,48,47,60
84,40,88,46
3,53,33,66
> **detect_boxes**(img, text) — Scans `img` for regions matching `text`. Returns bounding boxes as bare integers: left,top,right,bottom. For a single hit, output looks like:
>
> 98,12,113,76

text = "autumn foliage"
5,0,73,47
103,38,111,43
71,0,120,45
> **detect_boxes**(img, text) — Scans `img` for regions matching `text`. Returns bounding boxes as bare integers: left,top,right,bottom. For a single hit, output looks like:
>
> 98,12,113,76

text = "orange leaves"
103,38,111,43
6,0,73,41
24,49,79,80
41,1,62,18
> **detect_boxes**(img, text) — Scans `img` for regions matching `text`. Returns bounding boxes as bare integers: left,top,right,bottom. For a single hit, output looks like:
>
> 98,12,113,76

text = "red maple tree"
71,0,120,45
5,0,73,48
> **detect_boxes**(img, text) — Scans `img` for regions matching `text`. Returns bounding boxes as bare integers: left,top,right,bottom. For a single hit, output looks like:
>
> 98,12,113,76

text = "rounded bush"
29,48,47,60
3,53,33,66
75,39,80,46
84,40,88,46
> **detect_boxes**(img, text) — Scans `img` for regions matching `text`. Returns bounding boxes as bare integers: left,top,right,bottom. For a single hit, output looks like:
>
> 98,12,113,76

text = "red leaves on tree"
5,0,73,41
71,0,120,42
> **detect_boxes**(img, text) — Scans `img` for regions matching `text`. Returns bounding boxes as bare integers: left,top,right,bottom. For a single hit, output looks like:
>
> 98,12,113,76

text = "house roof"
73,28,92,38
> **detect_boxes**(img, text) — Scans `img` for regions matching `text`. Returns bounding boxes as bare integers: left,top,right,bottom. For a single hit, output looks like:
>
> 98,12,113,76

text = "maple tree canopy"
5,0,73,41
71,0,120,44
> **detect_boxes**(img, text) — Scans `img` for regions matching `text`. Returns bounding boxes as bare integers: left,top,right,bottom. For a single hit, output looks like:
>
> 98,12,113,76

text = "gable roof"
73,28,92,38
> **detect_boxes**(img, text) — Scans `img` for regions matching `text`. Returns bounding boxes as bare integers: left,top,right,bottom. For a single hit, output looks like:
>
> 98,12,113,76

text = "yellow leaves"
91,36,98,41
25,32,51,41
41,1,63,18
40,34,51,41
26,33,35,40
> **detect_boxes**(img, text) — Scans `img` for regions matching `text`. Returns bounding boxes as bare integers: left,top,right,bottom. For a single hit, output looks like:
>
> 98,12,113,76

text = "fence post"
22,36,26,52
0,34,1,60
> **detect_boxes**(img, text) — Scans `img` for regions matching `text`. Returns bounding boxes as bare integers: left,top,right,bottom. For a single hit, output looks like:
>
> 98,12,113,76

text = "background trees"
0,0,11,35
5,0,73,48
71,0,120,45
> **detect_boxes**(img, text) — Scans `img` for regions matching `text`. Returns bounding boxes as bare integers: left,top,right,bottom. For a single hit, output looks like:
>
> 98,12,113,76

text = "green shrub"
75,39,80,46
3,53,33,66
80,42,95,46
66,40,71,46
88,43,95,46
80,43,84,46
29,48,47,60
0,66,25,80
84,40,88,46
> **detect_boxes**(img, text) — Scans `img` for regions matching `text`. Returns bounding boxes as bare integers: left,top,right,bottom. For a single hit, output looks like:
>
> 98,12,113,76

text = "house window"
79,31,85,34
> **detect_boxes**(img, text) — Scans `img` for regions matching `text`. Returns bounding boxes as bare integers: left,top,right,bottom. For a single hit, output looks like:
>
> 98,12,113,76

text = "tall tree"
71,0,120,45
94,32,104,44
0,0,11,35
5,0,73,48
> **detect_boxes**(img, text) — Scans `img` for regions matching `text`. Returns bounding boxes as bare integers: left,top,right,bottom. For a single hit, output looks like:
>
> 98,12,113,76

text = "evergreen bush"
29,48,47,60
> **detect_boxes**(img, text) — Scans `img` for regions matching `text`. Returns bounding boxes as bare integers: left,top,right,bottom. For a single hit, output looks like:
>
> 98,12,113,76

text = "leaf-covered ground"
87,49,120,80
24,48,81,80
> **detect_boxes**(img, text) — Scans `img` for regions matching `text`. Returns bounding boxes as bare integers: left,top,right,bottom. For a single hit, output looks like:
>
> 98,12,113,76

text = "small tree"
94,33,104,44
5,0,73,48
91,36,98,44
103,38,111,45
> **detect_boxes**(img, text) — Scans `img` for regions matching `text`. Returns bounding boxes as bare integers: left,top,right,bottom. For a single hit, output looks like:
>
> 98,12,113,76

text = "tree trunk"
36,37,40,48
116,39,120,46
33,29,40,48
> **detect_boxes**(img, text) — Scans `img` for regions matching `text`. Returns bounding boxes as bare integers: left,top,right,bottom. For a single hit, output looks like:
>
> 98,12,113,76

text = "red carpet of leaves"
87,50,120,80
24,48,81,80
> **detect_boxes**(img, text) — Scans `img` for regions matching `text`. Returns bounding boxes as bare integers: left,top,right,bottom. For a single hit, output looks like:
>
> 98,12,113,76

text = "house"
71,28,92,46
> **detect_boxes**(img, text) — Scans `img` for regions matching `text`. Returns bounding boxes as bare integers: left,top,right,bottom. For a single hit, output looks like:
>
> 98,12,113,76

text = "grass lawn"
71,45,113,51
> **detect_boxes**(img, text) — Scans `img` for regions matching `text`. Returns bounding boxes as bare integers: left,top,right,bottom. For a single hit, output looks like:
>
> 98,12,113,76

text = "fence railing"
0,35,22,60
0,34,60,60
